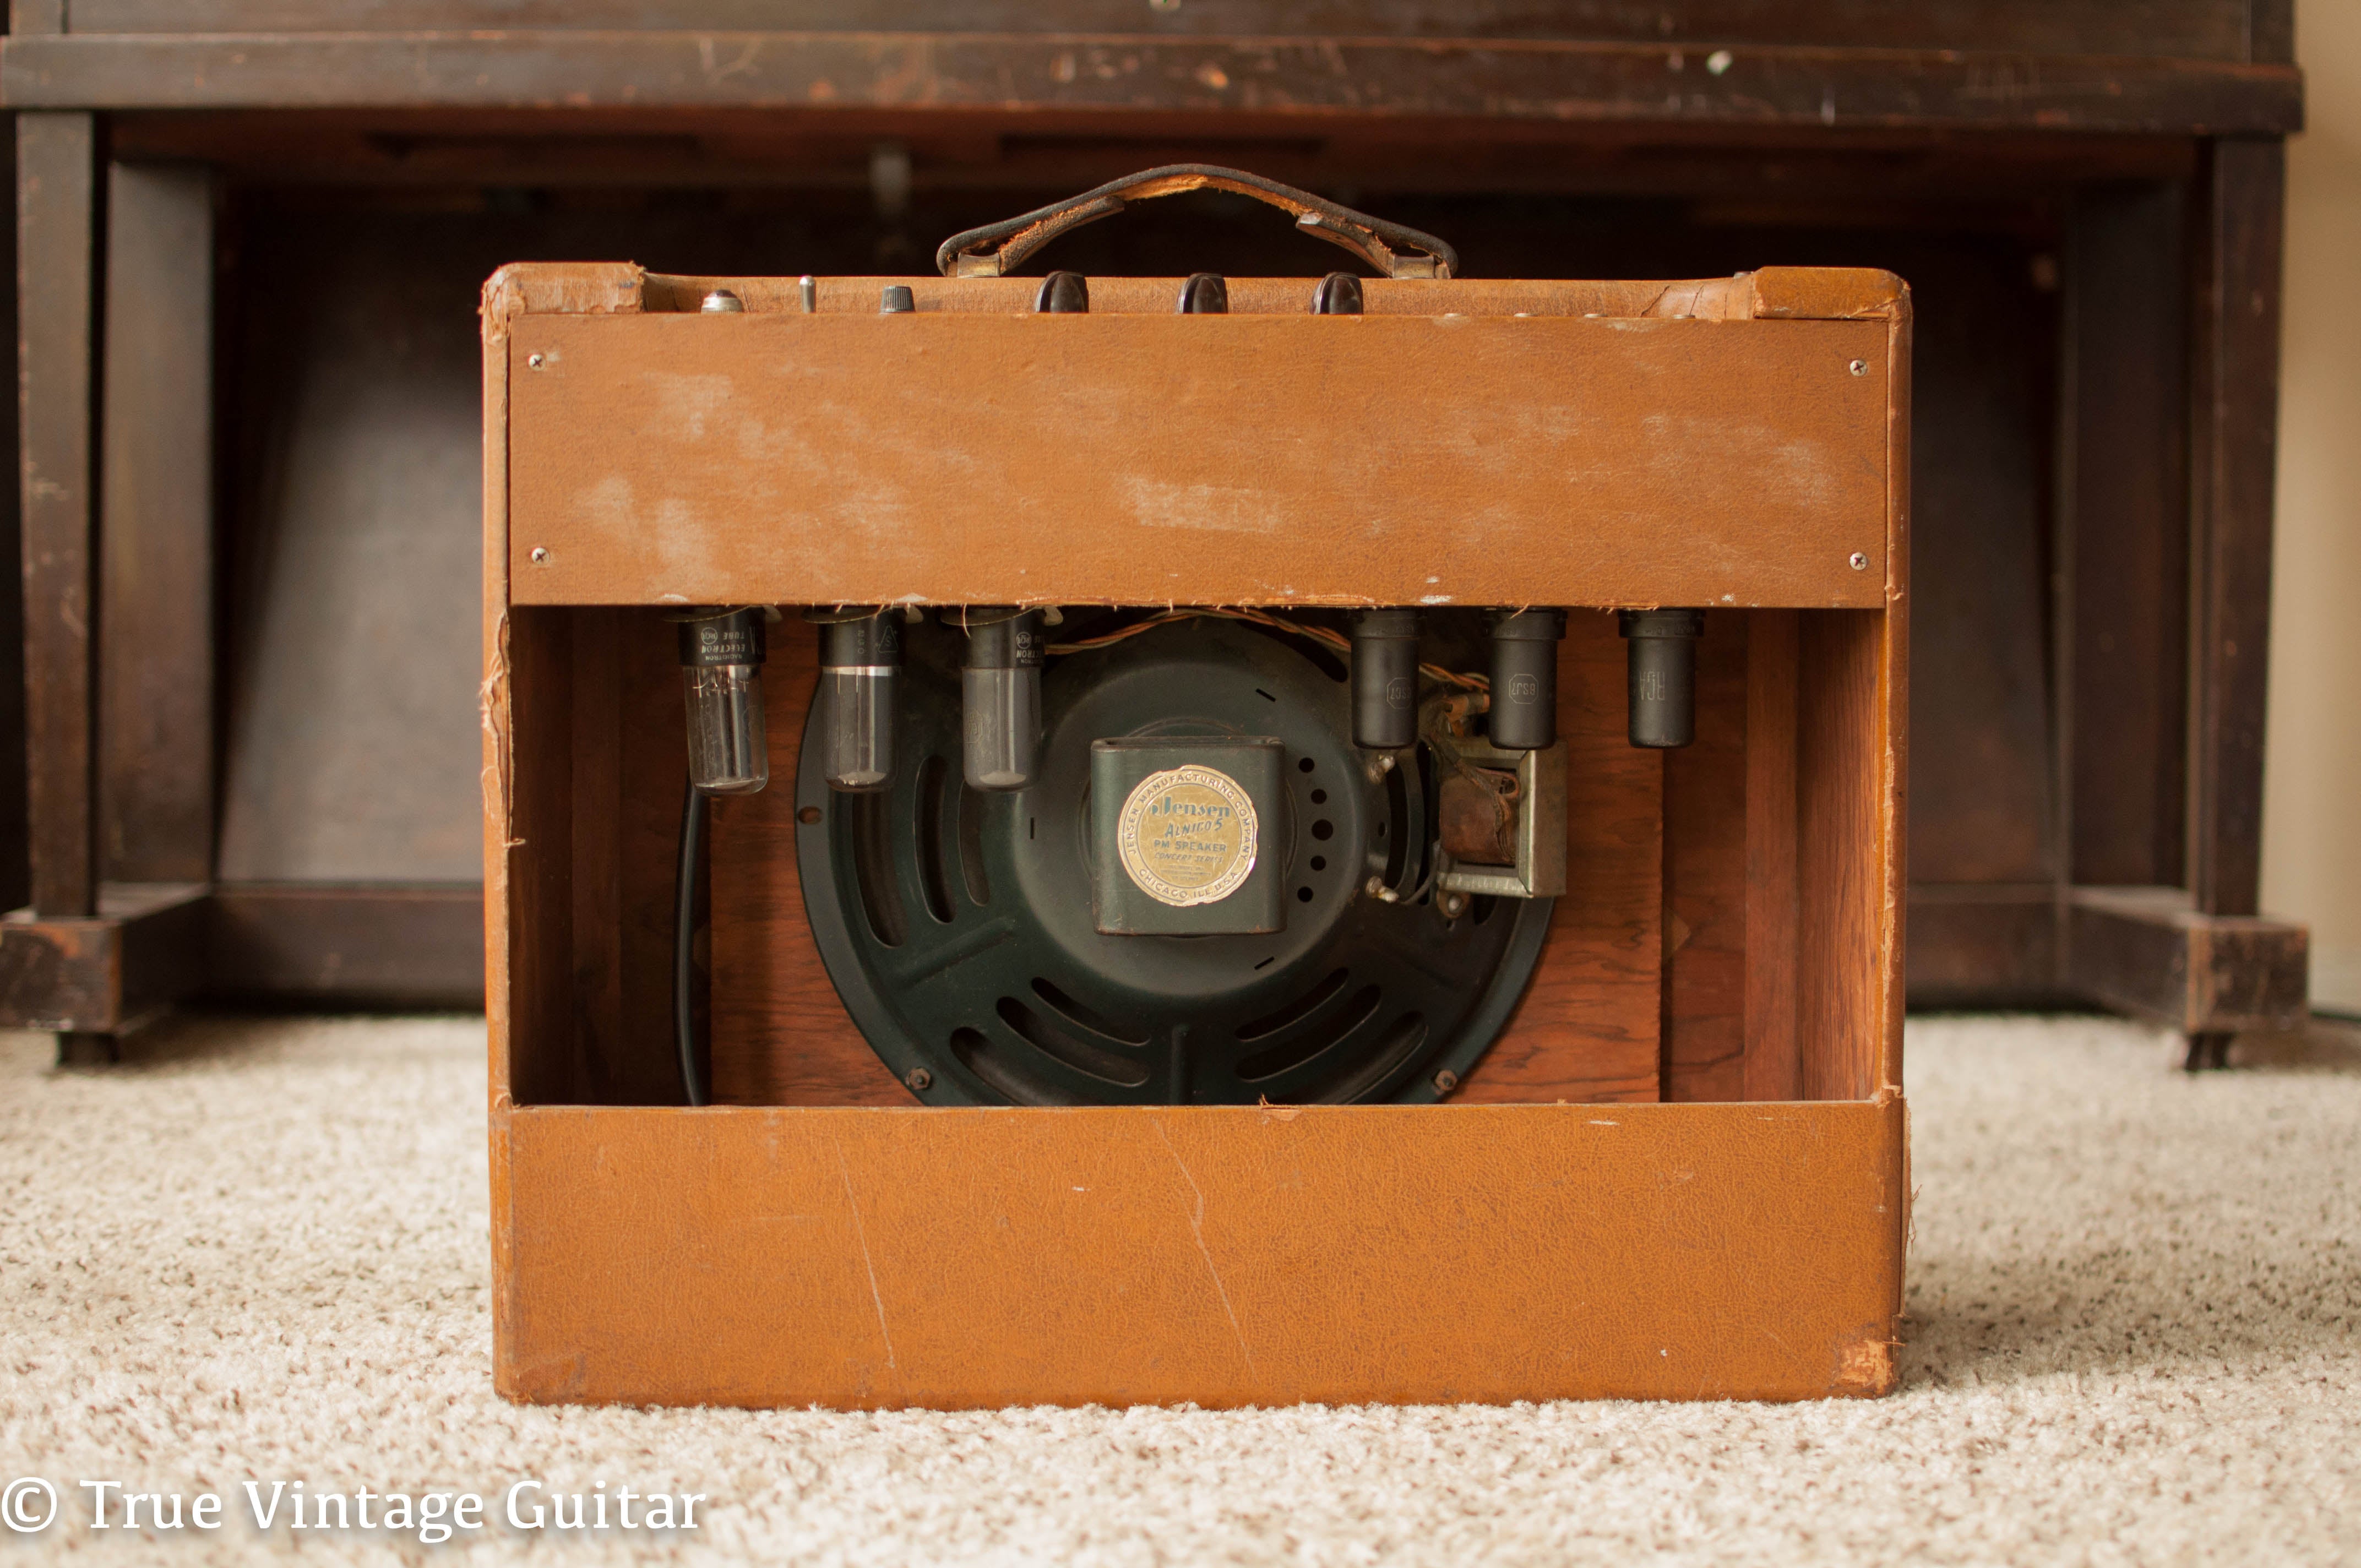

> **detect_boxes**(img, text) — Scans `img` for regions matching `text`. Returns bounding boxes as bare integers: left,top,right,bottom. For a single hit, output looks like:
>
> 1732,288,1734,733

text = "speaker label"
1116,765,1260,908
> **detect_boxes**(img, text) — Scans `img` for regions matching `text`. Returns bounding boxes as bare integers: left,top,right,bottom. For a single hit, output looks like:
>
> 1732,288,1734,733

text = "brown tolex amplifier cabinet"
483,260,1909,1408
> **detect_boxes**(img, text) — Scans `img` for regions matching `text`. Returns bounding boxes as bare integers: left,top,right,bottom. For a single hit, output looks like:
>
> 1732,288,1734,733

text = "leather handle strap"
935,164,1459,281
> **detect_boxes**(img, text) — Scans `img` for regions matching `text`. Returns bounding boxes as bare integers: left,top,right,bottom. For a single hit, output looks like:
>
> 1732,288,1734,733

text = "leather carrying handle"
935,164,1459,281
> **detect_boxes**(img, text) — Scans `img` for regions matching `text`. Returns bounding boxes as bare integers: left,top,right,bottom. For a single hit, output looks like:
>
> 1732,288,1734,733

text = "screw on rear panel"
530,547,550,564
906,1068,933,1092
1849,551,1870,571
1433,1070,1460,1094
1849,358,1869,376
527,353,545,368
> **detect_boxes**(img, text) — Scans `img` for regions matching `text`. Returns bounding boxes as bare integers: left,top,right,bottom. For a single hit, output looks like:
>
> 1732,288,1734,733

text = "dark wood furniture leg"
4,112,113,1060
15,113,96,923
2,145,231,1050
2061,136,2308,1061
2188,137,2284,927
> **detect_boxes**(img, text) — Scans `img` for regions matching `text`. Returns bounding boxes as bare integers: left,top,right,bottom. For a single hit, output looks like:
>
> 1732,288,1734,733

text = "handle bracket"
935,164,1458,281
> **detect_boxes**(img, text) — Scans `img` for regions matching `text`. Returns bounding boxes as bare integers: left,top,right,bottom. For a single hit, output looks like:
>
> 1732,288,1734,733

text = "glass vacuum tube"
961,607,1043,791
677,607,769,794
811,607,900,792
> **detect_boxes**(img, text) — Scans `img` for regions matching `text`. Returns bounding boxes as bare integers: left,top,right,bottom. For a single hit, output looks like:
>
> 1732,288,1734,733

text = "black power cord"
673,780,710,1107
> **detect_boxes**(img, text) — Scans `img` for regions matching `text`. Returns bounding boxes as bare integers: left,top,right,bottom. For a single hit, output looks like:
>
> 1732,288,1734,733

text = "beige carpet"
1,1011,2356,1566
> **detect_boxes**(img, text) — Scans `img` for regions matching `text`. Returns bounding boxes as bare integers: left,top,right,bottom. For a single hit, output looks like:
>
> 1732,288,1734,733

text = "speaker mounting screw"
906,1068,933,1092
1433,1070,1460,1094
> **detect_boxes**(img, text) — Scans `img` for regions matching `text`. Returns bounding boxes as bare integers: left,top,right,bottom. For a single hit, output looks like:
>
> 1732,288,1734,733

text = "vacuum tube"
1352,609,1419,750
677,607,769,795
1487,608,1567,750
810,607,901,792
1618,609,1706,748
960,608,1043,792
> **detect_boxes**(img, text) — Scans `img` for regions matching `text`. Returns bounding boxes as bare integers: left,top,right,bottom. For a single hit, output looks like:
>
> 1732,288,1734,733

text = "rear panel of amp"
497,602,1887,1110
485,262,1907,1407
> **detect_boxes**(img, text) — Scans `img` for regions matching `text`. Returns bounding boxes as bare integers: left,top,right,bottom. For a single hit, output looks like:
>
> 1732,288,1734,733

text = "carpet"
1,1011,2355,1565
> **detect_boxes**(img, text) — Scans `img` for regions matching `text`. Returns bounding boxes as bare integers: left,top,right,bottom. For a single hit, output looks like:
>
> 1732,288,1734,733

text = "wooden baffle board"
483,260,1910,1408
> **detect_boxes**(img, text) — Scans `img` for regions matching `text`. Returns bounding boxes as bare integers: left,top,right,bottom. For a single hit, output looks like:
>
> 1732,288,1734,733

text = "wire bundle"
1045,607,1489,692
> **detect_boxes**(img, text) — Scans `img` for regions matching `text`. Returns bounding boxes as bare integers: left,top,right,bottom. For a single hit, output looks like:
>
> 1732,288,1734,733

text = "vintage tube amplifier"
482,168,1908,1408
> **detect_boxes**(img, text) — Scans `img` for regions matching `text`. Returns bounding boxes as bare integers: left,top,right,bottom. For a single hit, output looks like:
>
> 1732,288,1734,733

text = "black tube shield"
677,606,765,668
1352,608,1419,749
1619,608,1706,748
819,611,898,669
1487,609,1566,750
